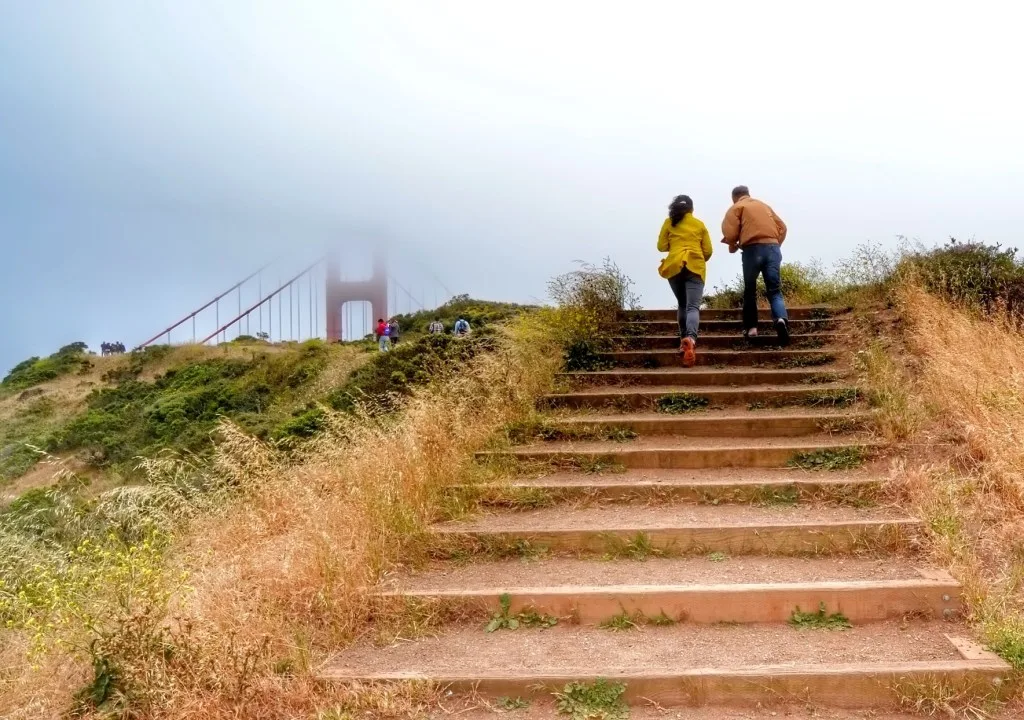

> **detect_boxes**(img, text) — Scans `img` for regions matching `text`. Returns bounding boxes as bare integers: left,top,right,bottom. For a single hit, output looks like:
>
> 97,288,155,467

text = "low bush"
2,342,92,392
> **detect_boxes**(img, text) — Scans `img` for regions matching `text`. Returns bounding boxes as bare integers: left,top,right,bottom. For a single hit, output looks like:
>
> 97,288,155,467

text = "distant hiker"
453,318,471,336
657,194,713,368
100,342,109,356
721,185,790,345
388,319,401,346
375,318,390,352
428,319,445,335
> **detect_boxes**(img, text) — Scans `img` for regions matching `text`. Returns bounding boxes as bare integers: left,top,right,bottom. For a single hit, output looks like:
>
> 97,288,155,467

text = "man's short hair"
732,185,750,199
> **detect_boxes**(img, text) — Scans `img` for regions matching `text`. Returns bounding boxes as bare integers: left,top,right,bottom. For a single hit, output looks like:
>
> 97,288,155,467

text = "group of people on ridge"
375,316,471,352
100,341,126,356
657,185,789,368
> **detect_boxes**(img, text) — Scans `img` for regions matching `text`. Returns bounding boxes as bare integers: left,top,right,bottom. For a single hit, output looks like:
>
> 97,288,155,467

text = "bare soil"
324,620,963,677
435,504,909,533
381,556,928,593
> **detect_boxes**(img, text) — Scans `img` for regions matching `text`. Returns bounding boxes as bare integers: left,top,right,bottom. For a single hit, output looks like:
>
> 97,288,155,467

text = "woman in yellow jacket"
657,195,713,368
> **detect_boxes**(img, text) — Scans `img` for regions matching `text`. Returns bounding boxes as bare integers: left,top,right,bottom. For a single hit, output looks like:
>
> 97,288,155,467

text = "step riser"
386,581,961,625
611,335,836,350
546,416,866,437
619,320,835,333
466,480,881,506
433,521,919,556
344,665,1005,708
489,446,865,469
621,307,849,322
559,369,841,387
606,351,837,368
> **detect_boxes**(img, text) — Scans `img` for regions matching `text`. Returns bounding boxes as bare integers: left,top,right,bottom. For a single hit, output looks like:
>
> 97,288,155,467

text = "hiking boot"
775,318,790,347
680,337,696,368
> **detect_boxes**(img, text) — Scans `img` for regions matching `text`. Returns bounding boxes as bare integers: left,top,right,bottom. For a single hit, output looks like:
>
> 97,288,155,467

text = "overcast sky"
2,1,1022,373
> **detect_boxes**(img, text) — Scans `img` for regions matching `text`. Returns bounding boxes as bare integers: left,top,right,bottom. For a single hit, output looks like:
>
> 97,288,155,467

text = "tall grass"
887,284,1024,670
0,312,563,719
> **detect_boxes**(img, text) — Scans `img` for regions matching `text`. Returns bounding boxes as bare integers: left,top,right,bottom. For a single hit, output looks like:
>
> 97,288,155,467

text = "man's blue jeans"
741,243,788,331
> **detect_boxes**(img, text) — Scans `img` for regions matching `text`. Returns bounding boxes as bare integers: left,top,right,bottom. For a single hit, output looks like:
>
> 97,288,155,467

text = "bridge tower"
325,248,388,342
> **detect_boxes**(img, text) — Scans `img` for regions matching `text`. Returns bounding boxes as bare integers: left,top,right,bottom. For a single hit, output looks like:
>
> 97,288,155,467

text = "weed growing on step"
892,676,1004,720
757,354,837,369
800,372,842,385
602,532,666,560
707,551,729,562
819,416,869,434
751,485,801,506
486,594,558,632
497,696,531,711
802,388,860,407
554,679,628,720
788,446,866,471
598,608,678,631
655,393,709,414
789,603,852,630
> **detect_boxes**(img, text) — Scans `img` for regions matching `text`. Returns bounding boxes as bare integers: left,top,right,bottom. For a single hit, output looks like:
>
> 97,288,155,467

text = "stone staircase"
322,306,1010,713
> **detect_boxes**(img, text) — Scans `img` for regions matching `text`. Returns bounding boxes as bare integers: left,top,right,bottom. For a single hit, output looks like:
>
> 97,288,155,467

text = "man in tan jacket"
721,185,790,345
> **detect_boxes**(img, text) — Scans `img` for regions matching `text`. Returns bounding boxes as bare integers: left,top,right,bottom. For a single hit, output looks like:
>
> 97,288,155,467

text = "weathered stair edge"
463,476,882,504
322,658,1008,709
610,334,842,350
606,349,838,367
431,519,921,555
542,386,859,411
379,576,962,624
620,306,852,322
541,413,867,436
480,442,875,469
559,367,847,387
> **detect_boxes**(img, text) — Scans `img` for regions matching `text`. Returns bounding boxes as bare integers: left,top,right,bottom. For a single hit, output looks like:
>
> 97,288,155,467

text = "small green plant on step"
788,446,866,471
752,485,800,506
707,551,729,562
497,696,530,711
598,608,678,630
803,388,860,407
554,679,629,720
486,594,558,632
602,532,666,560
655,393,709,414
789,603,852,630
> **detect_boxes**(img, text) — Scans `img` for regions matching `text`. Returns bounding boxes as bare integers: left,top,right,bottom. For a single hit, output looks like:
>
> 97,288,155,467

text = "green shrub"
2,342,92,391
901,239,1024,316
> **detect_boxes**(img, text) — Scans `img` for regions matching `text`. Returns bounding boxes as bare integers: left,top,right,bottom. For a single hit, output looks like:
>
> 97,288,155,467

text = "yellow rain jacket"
657,214,713,282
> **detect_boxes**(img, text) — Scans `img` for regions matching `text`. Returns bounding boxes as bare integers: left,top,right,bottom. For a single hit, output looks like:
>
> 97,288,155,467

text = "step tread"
547,383,857,397
322,621,976,678
494,434,874,453
552,409,869,422
498,467,881,487
381,556,939,593
434,504,911,533
610,333,844,341
562,367,849,377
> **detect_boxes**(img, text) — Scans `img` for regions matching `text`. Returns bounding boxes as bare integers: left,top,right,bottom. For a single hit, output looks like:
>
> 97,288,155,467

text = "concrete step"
559,367,846,388
322,627,1007,709
542,384,860,411
467,468,882,505
621,306,851,322
481,435,874,470
610,333,841,350
618,318,836,334
430,504,917,556
605,349,838,368
541,410,869,437
380,574,961,625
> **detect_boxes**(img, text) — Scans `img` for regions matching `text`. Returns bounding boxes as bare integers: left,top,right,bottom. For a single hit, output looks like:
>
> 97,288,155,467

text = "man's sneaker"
775,318,790,347
680,337,697,368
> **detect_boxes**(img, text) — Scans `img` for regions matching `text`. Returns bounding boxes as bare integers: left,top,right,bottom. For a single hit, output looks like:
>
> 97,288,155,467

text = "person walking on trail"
428,319,445,335
375,318,390,352
721,185,790,345
657,194,713,368
453,317,471,336
388,318,401,346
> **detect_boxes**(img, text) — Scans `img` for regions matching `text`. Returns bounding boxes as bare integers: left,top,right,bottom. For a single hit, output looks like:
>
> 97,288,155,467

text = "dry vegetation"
0,311,564,719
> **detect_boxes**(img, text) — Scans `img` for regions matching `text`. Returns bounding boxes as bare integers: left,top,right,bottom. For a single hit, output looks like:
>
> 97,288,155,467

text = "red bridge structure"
135,246,452,349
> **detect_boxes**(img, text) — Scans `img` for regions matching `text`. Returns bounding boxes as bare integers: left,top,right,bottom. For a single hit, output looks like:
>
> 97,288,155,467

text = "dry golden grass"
878,284,1024,672
0,314,561,719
